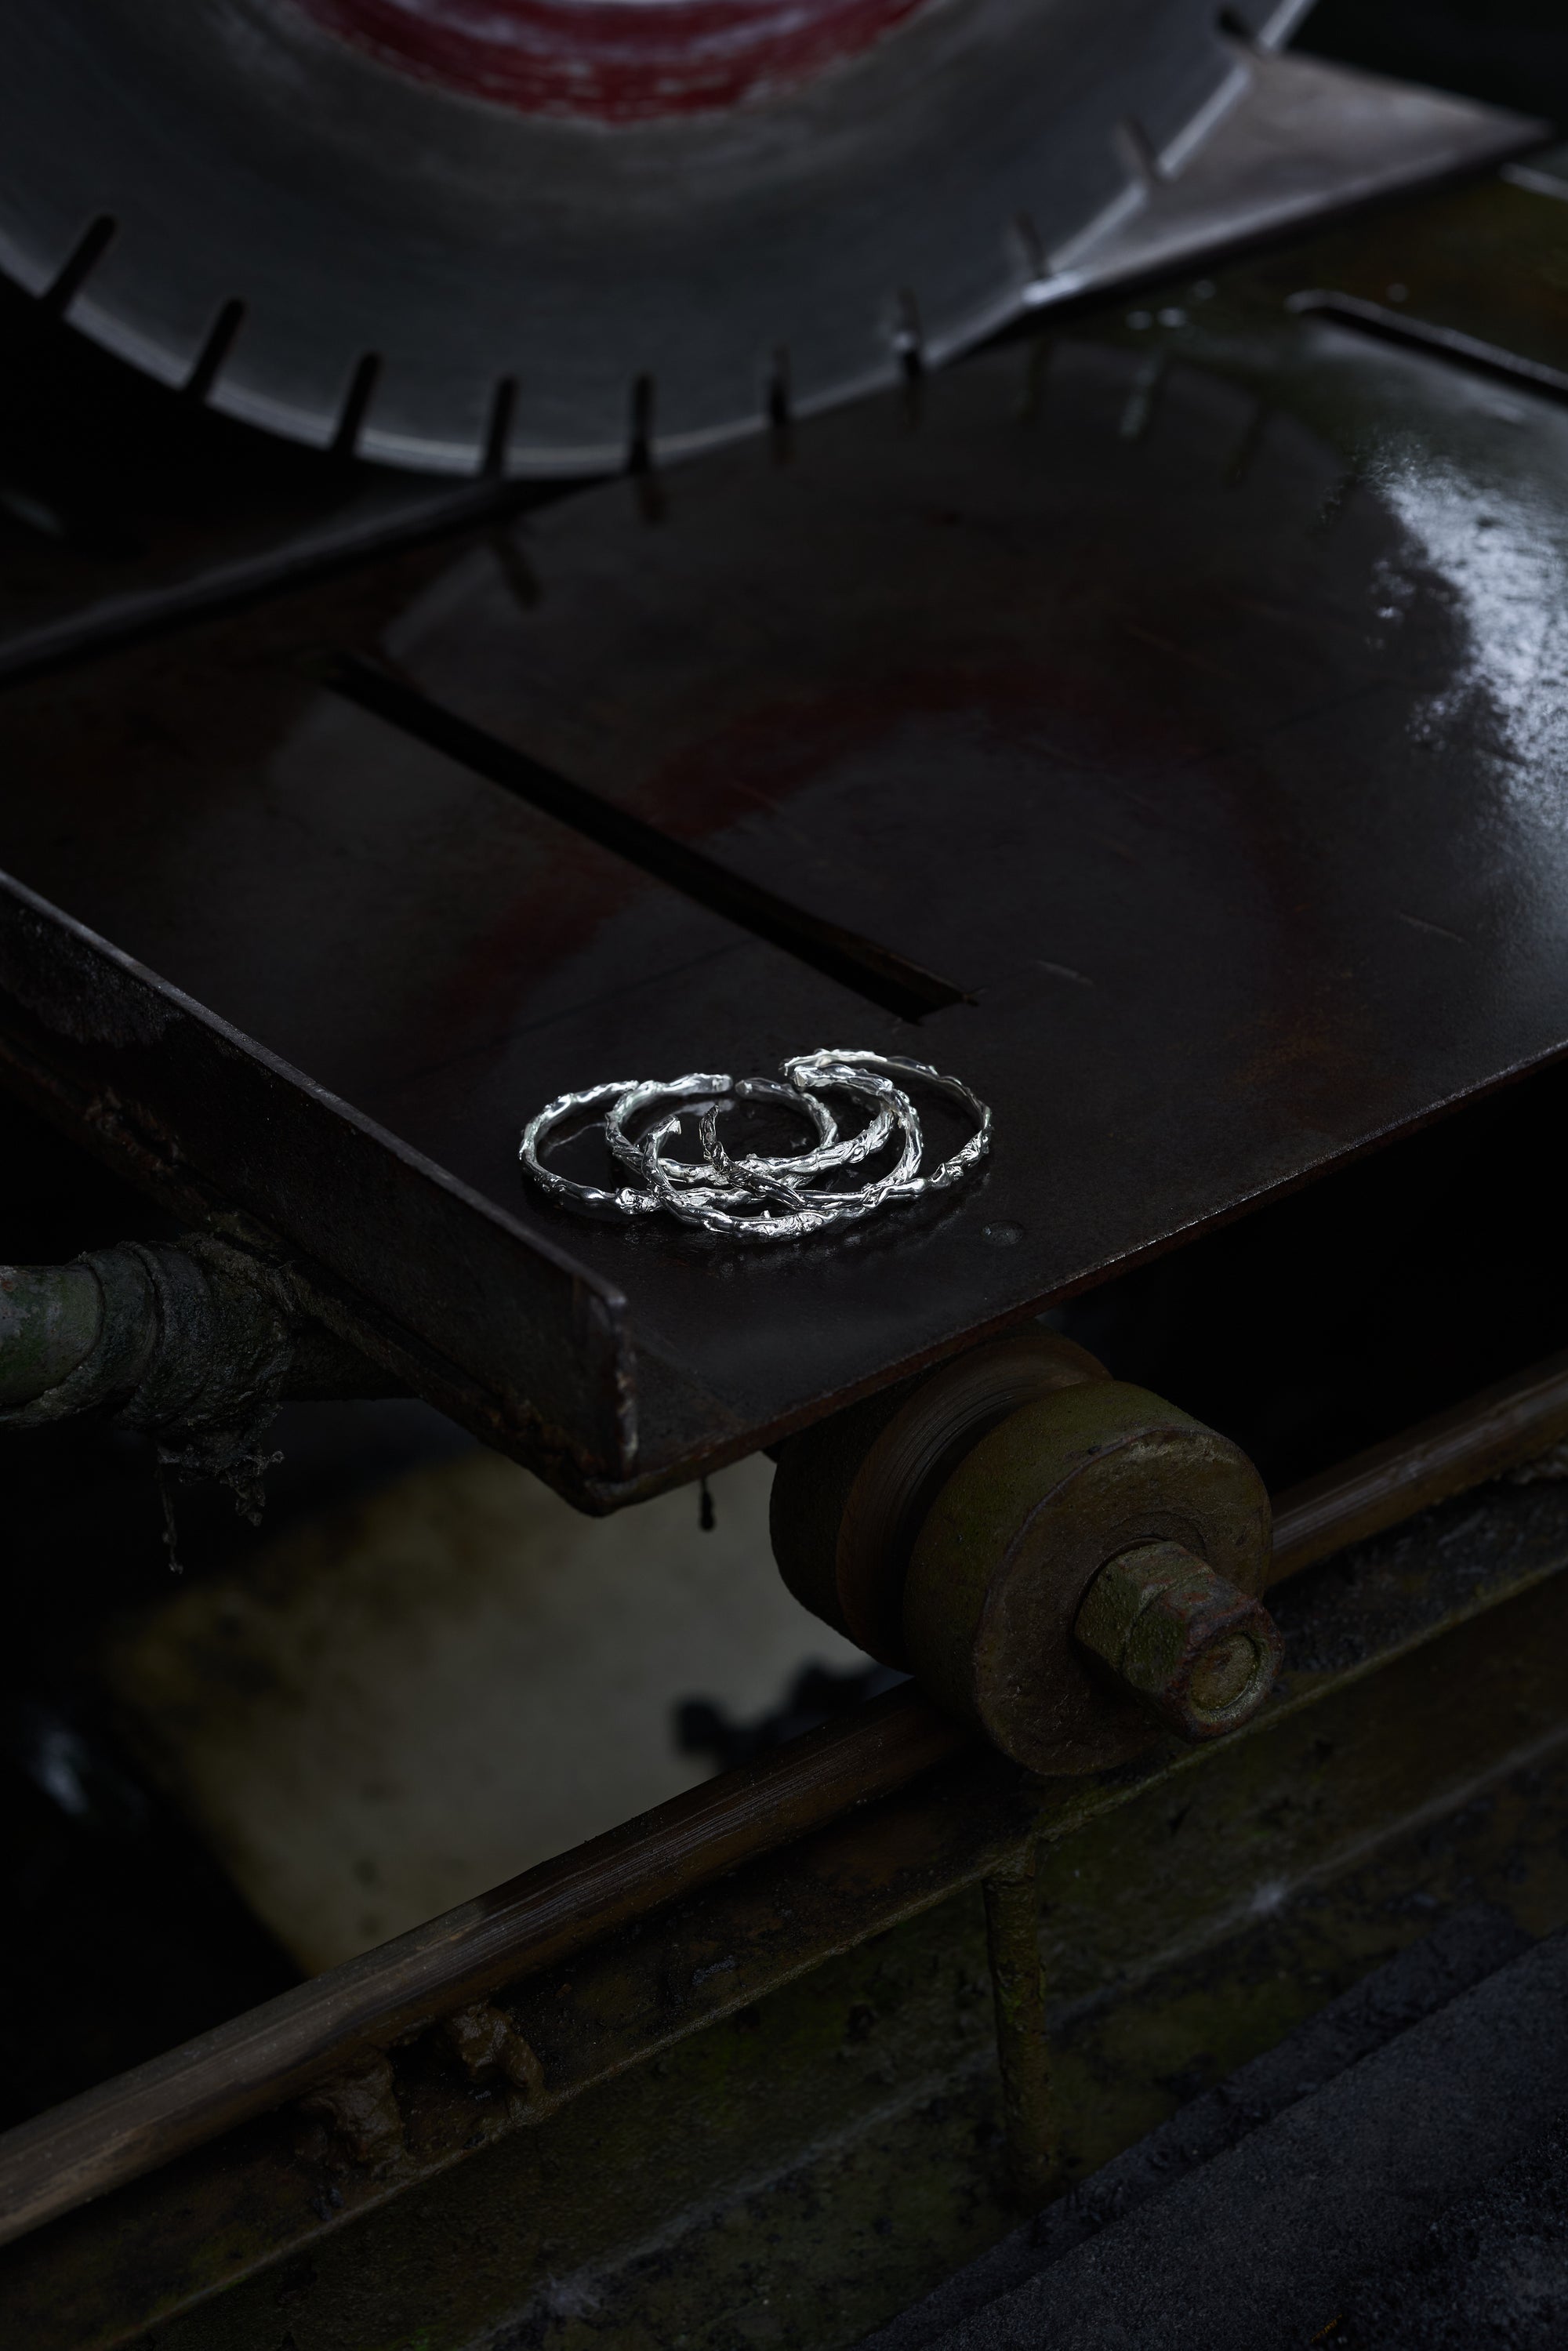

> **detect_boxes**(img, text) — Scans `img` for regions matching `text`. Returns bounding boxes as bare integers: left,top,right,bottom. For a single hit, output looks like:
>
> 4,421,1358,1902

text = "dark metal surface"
865,1901,1543,2351
1011,48,1541,307
1269,1346,1568,1576
0,869,641,1492
325,653,966,1020
875,1926,1568,2351
3,169,1568,1499
0,270,547,691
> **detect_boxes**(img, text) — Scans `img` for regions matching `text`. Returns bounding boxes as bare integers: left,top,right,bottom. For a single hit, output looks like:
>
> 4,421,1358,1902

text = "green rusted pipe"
0,1261,102,1410
0,1243,400,1502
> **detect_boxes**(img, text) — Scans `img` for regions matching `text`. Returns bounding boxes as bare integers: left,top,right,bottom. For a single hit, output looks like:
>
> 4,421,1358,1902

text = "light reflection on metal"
0,30,1524,474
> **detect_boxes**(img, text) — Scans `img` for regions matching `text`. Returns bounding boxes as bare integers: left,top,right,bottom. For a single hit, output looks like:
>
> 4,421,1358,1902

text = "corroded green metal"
901,1380,1271,1774
1075,1540,1283,1740
0,1238,394,1480
983,1860,1054,2210
0,1260,99,1408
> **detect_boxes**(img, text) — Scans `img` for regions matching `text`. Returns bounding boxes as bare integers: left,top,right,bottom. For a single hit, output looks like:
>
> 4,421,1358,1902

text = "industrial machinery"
0,3,1566,2344
0,0,1312,470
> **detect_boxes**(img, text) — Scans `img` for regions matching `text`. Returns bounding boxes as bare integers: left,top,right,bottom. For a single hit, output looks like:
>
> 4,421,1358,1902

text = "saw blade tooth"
765,348,792,444
1134,21,1252,169
332,353,383,463
1011,212,1047,296
184,296,246,405
1113,114,1164,197
628,374,655,479
43,213,116,317
891,288,924,385
1046,144,1151,285
359,366,538,479
71,214,254,401
481,378,519,481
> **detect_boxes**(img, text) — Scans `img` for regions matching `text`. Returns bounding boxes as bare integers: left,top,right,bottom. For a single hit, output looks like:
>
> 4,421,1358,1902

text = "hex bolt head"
1073,1540,1283,1741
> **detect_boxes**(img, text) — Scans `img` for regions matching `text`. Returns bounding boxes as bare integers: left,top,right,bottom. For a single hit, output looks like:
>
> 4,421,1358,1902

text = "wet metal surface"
3,175,1568,1498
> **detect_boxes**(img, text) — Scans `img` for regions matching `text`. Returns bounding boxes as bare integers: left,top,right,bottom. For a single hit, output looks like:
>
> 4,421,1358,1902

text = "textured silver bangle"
521,1048,991,1243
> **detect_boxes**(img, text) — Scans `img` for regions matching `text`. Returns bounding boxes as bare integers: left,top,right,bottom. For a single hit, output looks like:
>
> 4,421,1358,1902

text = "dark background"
1301,0,1568,131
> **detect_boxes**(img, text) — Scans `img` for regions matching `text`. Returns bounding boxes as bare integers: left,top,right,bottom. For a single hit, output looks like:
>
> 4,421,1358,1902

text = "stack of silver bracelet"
521,1047,991,1243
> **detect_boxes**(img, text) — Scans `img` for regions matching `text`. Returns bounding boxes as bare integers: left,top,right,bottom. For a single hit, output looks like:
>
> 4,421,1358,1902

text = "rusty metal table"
2,169,1567,1504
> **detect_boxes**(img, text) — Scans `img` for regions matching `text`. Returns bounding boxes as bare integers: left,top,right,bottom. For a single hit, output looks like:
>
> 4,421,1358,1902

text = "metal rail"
1265,1349,1568,1580
2,1344,1567,2248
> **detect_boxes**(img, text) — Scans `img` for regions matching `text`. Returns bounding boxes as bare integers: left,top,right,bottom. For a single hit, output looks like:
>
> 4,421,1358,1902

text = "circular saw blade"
0,0,1294,476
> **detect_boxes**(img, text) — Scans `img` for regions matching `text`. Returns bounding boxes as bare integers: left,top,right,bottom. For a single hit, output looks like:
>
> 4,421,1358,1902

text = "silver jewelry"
521,1049,992,1243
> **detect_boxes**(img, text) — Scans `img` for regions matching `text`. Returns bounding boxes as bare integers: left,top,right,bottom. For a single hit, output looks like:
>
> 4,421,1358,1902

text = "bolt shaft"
1074,1540,1282,1741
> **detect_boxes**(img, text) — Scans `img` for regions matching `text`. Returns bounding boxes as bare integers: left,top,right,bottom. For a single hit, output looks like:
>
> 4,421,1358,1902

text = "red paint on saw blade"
298,0,927,120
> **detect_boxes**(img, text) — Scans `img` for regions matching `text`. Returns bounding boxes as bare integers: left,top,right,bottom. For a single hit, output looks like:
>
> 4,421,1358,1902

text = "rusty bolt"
441,2001,546,2102
296,2052,405,2168
1073,1540,1283,1741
